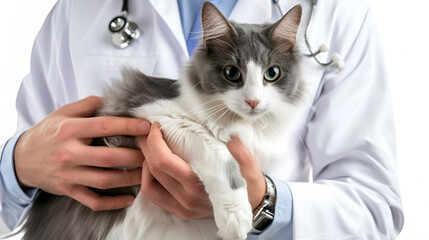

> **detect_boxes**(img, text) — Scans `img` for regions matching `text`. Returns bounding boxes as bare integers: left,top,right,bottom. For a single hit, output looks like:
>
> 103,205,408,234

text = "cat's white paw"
212,190,253,240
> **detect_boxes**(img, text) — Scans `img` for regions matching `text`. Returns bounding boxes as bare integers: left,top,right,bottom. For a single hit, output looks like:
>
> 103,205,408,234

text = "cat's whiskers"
185,98,228,115
211,106,232,126
225,111,236,126
194,103,223,121
231,109,237,123
186,81,202,93
201,105,226,123
197,104,228,126
224,108,235,123
189,104,225,119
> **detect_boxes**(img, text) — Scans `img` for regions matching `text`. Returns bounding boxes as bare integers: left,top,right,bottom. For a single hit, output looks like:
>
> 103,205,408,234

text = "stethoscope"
109,0,140,49
273,0,345,69
108,0,345,70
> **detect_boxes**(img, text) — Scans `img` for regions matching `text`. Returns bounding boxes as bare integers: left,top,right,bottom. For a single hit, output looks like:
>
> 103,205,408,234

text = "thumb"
227,135,266,210
227,135,259,176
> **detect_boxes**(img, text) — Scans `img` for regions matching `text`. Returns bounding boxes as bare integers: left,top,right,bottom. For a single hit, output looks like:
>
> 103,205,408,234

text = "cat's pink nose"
245,99,260,109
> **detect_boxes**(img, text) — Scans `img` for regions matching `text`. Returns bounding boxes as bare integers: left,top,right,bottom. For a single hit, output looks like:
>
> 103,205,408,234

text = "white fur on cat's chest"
107,97,296,240
131,97,295,172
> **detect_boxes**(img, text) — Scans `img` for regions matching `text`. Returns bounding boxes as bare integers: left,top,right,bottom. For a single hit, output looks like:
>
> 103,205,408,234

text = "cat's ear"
201,1,237,51
269,5,302,51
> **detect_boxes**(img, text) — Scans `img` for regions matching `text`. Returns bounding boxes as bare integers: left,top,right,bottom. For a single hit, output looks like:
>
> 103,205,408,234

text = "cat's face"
187,3,303,121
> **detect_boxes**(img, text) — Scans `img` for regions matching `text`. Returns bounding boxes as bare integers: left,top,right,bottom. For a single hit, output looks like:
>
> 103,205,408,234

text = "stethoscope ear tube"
273,0,345,70
110,0,345,68
302,1,345,70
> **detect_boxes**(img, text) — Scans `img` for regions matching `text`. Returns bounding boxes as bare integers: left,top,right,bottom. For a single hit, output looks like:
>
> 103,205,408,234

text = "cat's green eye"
224,65,241,82
264,66,281,82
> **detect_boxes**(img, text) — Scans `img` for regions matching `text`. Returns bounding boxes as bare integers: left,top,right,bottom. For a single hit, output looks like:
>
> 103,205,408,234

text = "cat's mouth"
240,108,268,120
226,101,268,120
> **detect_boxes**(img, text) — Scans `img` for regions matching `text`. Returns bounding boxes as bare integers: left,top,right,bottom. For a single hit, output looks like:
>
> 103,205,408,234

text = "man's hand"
14,96,149,211
139,123,213,219
139,123,266,220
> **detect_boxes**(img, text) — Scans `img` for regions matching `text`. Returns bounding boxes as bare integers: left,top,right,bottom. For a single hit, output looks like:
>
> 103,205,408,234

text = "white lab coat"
0,0,404,239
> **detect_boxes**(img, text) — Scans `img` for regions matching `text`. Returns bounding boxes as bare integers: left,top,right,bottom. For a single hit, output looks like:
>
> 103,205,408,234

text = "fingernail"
229,135,238,141
138,121,150,132
127,199,134,206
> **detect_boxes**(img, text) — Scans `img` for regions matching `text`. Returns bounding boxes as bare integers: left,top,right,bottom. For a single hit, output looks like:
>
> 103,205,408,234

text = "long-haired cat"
23,2,304,240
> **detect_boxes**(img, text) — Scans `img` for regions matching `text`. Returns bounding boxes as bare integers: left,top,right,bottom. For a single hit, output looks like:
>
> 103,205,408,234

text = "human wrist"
13,130,35,189
247,177,294,239
251,175,276,234
1,131,38,203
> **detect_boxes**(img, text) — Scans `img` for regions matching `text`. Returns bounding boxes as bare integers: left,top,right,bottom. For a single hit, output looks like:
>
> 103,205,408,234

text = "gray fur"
98,69,180,148
23,3,302,239
23,70,179,240
226,160,246,190
23,188,138,240
99,68,180,118
188,5,303,104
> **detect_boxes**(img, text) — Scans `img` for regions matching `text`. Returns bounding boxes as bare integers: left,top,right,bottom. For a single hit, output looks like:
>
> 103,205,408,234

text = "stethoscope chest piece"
109,14,140,48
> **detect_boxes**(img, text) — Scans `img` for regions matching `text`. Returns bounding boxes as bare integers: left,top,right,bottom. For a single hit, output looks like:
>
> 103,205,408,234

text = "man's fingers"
57,96,103,117
140,161,204,219
141,138,193,205
144,123,172,154
79,146,144,168
139,135,182,190
141,123,196,184
139,125,213,218
76,116,150,138
68,186,135,211
70,167,142,190
56,116,150,139
141,161,182,213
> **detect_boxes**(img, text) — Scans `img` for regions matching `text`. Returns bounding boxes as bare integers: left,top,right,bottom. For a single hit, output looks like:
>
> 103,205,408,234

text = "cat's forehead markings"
245,60,263,85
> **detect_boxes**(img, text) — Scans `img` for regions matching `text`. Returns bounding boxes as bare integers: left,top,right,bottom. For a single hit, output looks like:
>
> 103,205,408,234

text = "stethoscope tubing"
112,0,343,70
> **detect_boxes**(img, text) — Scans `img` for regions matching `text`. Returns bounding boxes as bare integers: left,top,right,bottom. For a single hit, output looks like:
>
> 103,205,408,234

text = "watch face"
254,210,274,231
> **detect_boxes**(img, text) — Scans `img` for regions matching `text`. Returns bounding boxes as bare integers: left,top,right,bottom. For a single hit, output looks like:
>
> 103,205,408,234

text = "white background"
0,0,428,239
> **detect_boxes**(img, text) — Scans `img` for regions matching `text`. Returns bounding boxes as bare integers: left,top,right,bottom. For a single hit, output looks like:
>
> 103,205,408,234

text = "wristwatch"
251,175,276,234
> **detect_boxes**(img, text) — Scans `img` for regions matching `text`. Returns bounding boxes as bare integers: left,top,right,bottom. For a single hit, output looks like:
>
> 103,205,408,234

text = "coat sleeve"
288,5,404,239
0,0,75,234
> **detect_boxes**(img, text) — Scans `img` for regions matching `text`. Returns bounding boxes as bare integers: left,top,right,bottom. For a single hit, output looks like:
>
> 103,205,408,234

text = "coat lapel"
148,0,188,57
147,0,274,58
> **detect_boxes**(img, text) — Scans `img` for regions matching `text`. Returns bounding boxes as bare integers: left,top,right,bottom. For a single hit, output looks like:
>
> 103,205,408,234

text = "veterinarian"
0,0,404,239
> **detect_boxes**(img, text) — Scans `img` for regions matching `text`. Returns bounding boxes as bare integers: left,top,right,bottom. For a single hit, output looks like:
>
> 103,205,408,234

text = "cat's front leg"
185,143,253,240
210,173,253,240
146,114,254,239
